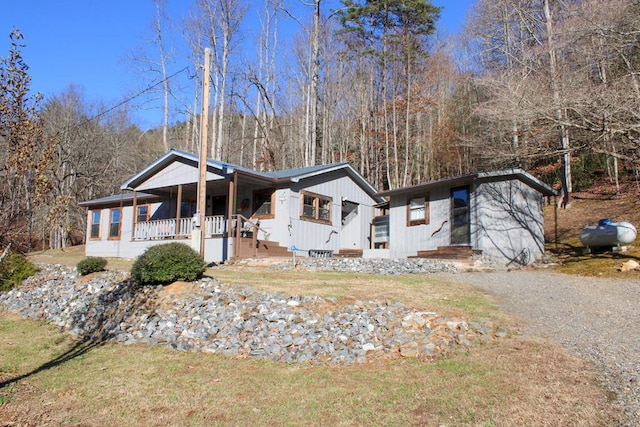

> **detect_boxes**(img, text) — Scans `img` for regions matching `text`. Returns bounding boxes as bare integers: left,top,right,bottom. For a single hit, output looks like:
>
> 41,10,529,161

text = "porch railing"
204,215,227,237
134,215,227,240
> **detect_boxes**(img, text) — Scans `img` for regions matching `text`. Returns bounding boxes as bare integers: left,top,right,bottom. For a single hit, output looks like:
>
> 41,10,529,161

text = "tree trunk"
543,0,571,207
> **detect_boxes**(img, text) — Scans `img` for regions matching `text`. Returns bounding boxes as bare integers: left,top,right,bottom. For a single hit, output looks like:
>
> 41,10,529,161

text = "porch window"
407,194,429,226
136,205,149,223
300,191,332,224
180,201,196,219
109,208,122,239
90,210,101,240
253,189,275,218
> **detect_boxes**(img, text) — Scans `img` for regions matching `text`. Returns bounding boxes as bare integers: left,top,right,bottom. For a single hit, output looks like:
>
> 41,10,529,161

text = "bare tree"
127,0,177,151
189,0,247,161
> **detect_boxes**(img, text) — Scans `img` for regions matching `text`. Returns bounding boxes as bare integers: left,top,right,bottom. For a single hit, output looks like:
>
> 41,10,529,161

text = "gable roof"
375,168,556,198
120,149,384,202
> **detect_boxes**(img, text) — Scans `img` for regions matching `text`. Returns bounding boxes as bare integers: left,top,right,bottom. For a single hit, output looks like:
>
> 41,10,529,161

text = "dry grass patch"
27,245,134,271
205,266,500,320
0,314,619,426
545,195,640,278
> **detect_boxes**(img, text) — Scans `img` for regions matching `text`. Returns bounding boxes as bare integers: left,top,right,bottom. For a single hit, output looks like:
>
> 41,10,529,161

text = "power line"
84,66,190,125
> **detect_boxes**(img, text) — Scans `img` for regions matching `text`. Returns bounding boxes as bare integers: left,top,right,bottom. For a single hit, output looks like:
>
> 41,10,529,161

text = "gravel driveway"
440,269,640,426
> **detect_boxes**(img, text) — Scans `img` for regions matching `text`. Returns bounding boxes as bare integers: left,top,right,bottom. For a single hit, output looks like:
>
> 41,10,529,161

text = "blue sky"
1,0,474,128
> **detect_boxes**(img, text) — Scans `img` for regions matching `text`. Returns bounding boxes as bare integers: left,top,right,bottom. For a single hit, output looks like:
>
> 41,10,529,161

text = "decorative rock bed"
0,263,504,365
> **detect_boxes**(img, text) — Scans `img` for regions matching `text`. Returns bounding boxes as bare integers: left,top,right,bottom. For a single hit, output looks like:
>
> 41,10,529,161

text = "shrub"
77,257,108,275
0,253,39,293
131,243,206,285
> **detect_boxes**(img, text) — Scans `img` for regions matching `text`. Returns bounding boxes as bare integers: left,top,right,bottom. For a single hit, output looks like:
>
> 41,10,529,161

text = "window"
253,189,275,218
341,200,358,226
109,208,121,239
300,191,332,224
407,194,429,226
90,210,101,239
180,201,196,218
136,205,149,223
451,186,470,245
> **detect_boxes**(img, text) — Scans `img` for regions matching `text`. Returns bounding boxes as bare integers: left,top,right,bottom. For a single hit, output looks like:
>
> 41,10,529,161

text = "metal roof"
78,192,159,207
118,149,383,202
376,168,556,198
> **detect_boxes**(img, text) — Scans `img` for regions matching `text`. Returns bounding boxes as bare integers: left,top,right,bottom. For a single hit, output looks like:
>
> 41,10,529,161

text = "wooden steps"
411,245,480,260
236,237,290,258
334,249,363,258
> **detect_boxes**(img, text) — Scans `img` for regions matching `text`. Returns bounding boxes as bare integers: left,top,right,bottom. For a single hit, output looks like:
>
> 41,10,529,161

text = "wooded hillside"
2,0,639,251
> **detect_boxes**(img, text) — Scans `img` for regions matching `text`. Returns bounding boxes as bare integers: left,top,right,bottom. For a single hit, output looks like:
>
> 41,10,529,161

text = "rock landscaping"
272,257,466,274
0,263,503,365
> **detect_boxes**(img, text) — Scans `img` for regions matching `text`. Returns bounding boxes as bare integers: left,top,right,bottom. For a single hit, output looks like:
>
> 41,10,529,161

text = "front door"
340,200,360,249
450,186,470,245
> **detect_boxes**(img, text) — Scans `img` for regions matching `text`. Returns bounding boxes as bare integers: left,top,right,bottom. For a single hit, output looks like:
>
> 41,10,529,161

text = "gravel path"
439,269,640,426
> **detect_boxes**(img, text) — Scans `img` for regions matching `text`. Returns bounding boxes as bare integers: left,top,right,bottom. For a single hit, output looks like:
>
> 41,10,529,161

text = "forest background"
1,0,639,252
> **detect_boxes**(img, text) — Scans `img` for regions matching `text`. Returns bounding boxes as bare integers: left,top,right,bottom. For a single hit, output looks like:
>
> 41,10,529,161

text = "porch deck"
134,215,227,240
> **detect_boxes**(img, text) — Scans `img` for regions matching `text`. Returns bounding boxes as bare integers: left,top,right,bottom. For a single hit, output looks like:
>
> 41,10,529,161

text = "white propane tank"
579,219,637,248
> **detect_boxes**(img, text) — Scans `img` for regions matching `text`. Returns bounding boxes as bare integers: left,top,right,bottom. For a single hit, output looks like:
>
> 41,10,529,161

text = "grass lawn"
1,267,620,426
8,193,636,424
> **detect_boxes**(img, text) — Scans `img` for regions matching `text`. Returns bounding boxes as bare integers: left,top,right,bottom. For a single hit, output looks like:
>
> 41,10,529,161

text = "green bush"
131,243,206,285
0,253,39,293
76,257,108,275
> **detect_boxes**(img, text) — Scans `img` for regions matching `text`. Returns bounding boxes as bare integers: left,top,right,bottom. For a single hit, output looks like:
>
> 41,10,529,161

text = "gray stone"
0,263,500,366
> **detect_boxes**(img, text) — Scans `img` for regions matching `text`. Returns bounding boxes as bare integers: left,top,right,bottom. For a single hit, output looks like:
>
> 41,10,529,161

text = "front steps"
236,237,290,259
334,249,364,258
411,245,481,260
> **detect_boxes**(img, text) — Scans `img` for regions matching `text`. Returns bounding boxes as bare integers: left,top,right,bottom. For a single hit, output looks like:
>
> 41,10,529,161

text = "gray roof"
376,168,556,198
78,192,159,208
119,149,383,202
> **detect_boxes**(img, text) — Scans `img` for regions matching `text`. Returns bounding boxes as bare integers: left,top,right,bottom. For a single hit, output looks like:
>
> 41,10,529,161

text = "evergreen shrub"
0,253,39,293
131,243,206,285
77,257,108,275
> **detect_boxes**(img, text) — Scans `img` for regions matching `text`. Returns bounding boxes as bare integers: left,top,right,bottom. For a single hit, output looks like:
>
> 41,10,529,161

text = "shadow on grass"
0,272,151,390
562,250,640,264
548,242,640,260
0,337,106,389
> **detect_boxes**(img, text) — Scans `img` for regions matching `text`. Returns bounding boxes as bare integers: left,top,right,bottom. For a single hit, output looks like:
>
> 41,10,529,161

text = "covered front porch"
126,169,280,261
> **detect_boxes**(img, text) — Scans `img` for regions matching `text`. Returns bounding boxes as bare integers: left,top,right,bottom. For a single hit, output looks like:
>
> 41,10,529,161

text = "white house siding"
135,160,223,192
86,202,178,257
387,186,452,258
85,205,142,259
262,189,293,248
283,172,377,255
474,179,545,265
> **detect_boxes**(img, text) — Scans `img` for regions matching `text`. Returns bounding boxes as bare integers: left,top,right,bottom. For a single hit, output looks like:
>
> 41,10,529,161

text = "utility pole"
197,47,211,257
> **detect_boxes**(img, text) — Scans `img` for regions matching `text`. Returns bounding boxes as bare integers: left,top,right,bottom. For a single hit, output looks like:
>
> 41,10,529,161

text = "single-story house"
370,169,556,266
79,149,385,263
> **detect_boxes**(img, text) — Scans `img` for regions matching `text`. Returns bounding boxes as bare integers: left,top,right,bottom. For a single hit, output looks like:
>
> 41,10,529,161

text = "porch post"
132,191,137,240
197,48,211,257
227,171,237,258
176,184,183,235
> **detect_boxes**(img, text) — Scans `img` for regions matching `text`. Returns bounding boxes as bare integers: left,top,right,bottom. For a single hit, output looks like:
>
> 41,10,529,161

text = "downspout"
226,170,237,261
117,189,124,258
176,184,183,235
554,194,558,250
132,190,137,241
472,179,479,251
